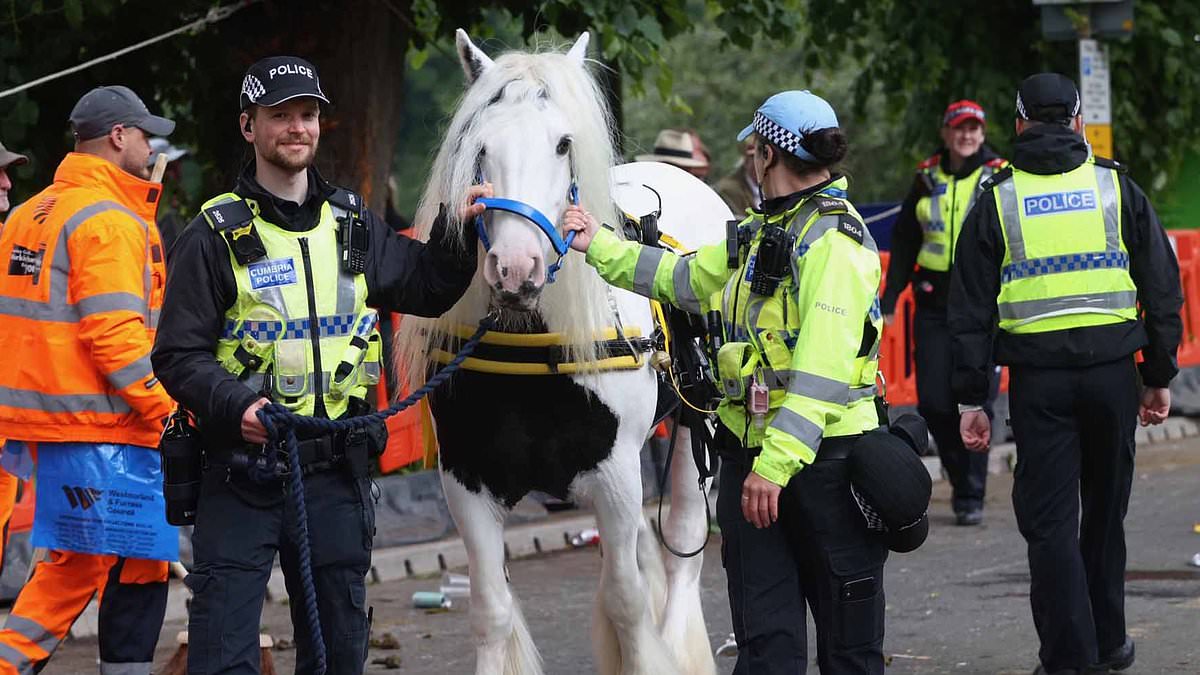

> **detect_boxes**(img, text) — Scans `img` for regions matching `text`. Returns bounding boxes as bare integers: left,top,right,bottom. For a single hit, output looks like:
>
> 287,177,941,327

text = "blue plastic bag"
32,442,178,561
0,440,34,481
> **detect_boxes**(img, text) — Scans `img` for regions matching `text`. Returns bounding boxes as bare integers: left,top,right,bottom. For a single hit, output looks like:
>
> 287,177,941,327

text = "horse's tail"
504,596,544,675
657,424,718,675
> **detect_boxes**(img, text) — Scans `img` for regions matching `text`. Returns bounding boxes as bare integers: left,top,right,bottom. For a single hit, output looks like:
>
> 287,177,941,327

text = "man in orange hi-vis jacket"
0,86,175,675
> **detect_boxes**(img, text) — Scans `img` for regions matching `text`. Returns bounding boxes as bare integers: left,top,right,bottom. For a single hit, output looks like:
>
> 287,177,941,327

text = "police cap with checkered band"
736,90,839,163
239,56,330,110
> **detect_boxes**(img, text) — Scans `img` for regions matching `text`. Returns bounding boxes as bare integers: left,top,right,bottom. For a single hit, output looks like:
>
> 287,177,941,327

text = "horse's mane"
396,41,624,386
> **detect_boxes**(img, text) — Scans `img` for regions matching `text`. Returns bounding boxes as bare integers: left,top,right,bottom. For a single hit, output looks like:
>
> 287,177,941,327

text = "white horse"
398,31,727,675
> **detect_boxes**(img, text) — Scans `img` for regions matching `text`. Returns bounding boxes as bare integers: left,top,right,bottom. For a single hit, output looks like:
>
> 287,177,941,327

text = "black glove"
429,203,478,268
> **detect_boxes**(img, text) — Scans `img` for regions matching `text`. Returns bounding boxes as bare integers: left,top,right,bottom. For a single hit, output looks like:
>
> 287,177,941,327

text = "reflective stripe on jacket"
994,157,1137,334
0,153,172,446
586,176,882,486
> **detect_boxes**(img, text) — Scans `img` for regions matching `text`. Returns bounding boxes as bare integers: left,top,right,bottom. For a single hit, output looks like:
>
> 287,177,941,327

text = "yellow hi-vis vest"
993,158,1138,334
585,176,882,486
202,192,382,419
914,155,1007,272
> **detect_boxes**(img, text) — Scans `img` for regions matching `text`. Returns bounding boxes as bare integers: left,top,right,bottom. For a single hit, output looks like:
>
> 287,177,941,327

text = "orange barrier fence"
375,313,427,473
1169,229,1200,367
877,251,921,407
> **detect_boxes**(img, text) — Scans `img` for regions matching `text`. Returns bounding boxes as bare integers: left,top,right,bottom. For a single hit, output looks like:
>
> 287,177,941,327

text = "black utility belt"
207,430,348,475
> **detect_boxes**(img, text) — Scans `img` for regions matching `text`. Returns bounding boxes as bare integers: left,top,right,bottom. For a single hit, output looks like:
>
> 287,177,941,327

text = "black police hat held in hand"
850,427,932,553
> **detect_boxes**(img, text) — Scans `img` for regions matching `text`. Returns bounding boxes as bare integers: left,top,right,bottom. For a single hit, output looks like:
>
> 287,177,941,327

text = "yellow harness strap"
431,325,650,375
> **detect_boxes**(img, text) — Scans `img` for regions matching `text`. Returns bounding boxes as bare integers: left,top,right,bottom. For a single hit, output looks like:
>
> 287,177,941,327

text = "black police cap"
240,56,330,110
1016,72,1081,124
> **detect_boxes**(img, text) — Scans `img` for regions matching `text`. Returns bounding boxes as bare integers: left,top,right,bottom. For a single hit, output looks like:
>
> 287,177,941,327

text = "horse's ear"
455,28,494,85
566,32,590,64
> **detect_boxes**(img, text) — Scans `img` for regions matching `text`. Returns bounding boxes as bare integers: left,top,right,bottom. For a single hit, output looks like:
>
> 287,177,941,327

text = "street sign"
1079,39,1111,124
1079,38,1114,158
1039,0,1133,41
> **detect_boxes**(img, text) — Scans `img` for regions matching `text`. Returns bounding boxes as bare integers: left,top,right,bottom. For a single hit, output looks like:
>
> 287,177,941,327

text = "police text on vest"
248,257,298,290
1022,190,1097,217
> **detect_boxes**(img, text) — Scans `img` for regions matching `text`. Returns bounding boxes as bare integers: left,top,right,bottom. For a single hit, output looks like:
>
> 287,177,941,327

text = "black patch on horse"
431,369,619,508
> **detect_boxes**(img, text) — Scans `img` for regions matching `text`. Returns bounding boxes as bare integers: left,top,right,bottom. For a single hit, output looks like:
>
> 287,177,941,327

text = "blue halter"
473,174,579,283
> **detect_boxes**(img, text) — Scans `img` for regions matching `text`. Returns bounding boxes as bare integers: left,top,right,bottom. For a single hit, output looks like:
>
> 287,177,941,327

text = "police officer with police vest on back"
882,100,1008,526
950,73,1182,675
151,56,482,674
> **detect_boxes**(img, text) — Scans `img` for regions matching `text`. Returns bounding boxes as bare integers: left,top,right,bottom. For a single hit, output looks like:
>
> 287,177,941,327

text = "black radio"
339,215,370,274
749,224,793,296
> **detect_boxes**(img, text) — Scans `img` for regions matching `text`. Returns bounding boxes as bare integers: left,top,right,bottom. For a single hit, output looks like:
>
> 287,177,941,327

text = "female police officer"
565,91,888,674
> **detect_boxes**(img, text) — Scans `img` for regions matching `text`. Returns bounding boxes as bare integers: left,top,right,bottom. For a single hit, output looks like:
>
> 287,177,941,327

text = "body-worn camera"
160,408,203,526
749,224,793,296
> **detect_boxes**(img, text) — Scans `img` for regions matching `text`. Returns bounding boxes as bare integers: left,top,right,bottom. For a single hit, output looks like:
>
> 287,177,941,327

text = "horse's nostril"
499,265,509,279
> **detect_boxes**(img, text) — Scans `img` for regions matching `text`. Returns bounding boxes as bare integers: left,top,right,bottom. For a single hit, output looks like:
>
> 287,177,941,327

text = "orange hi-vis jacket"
0,152,172,447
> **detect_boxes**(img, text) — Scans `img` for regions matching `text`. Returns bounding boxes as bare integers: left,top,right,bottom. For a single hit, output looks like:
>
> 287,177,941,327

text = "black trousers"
1009,358,1138,672
717,430,888,674
185,465,376,675
913,307,990,513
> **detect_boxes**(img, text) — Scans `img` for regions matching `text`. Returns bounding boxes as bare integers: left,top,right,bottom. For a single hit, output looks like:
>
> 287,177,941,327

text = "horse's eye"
556,137,571,156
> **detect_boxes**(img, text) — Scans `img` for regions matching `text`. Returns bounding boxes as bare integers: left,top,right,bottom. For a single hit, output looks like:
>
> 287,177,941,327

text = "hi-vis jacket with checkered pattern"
586,176,883,487
0,153,173,447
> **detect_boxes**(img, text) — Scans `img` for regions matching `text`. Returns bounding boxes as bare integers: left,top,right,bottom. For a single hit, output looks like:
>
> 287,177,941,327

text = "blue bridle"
473,174,579,284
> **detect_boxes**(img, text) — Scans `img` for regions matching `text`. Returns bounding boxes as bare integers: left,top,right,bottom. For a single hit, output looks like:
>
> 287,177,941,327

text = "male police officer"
882,100,1008,526
151,57,480,674
950,73,1182,675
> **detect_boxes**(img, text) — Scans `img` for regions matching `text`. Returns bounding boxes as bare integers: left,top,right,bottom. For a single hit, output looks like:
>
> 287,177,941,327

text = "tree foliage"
0,0,800,217
621,13,911,204
801,0,1200,202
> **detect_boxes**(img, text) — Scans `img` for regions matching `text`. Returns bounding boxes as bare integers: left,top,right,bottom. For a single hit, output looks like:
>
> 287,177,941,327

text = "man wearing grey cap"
0,85,176,673
950,73,1182,674
0,141,28,216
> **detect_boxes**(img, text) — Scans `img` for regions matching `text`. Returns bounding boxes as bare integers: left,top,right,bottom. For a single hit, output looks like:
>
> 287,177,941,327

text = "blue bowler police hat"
737,90,839,163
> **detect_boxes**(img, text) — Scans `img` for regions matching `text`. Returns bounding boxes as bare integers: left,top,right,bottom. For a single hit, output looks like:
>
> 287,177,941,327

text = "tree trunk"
597,58,624,156
239,0,413,213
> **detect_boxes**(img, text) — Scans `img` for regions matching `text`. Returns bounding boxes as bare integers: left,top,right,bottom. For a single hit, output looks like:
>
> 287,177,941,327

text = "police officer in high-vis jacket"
151,57,480,674
950,74,1182,675
566,91,889,674
881,100,1007,526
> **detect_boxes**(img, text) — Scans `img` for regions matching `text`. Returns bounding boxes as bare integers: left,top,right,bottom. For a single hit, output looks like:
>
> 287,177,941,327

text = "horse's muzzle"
492,282,541,311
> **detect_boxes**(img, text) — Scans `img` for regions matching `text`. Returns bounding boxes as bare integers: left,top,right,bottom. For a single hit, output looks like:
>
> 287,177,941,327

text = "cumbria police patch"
248,257,297,290
1022,189,1097,217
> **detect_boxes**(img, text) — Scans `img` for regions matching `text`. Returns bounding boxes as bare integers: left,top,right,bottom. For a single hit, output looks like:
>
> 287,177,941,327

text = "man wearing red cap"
881,100,1008,526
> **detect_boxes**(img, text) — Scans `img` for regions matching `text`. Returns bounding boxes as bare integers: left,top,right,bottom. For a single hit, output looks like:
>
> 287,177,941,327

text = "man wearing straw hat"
636,128,712,180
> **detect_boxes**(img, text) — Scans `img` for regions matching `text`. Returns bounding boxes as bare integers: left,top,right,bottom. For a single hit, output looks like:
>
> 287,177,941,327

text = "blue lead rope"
256,315,494,675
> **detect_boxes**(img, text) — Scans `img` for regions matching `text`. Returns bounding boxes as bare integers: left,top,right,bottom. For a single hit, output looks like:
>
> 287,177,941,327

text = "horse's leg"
657,423,717,675
586,445,682,675
441,472,543,675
